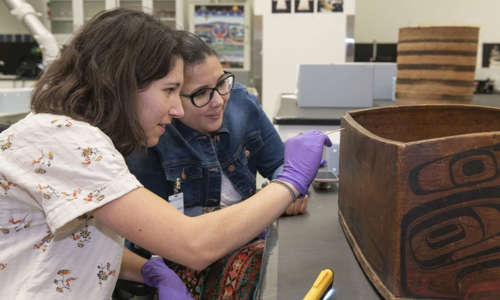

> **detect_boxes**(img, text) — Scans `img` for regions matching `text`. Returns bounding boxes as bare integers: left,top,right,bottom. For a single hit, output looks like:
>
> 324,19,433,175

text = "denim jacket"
127,83,284,216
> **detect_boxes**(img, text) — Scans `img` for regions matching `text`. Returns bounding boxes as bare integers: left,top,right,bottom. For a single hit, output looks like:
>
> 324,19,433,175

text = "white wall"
261,1,355,117
355,0,500,85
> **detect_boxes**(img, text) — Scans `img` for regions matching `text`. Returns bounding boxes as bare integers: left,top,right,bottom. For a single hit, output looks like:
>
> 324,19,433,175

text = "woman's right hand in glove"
276,130,332,196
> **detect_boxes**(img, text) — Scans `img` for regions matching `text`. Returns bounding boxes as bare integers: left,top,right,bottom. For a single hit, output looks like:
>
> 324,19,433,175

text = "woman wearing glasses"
1,10,330,299
128,31,307,218
125,31,312,298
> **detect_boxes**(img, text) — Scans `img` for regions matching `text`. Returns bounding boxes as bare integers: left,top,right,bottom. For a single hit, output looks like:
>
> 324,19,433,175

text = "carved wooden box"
339,105,500,299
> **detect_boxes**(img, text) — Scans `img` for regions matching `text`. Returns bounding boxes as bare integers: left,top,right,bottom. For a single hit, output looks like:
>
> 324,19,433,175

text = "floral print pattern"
97,262,116,286
54,269,77,293
50,119,73,128
32,151,54,174
0,215,32,234
61,188,82,202
83,186,106,202
36,184,106,204
72,215,93,248
0,174,16,196
37,184,59,200
0,114,141,298
78,147,103,165
33,230,55,252
0,133,13,151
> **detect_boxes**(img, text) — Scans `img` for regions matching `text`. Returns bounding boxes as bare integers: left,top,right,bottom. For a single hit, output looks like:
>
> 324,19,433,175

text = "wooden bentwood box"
339,105,500,299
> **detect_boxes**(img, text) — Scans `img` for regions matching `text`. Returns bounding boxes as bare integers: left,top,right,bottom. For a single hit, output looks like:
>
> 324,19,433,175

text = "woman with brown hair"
0,8,330,300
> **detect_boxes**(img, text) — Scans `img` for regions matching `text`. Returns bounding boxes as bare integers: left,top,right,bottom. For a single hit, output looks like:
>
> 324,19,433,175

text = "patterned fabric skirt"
165,239,264,300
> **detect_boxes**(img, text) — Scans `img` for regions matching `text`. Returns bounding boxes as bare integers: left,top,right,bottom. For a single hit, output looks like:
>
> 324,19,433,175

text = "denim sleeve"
126,148,173,201
247,92,285,180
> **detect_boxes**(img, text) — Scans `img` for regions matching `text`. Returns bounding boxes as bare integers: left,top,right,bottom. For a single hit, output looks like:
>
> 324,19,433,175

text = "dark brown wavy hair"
175,30,217,66
31,8,180,156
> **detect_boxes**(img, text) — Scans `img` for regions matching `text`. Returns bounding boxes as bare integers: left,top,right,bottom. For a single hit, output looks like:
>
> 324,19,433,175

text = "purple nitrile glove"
319,159,327,168
257,228,267,240
276,130,332,195
141,256,194,300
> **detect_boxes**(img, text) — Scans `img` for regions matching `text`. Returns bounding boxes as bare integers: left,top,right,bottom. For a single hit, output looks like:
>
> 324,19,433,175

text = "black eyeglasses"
180,71,235,108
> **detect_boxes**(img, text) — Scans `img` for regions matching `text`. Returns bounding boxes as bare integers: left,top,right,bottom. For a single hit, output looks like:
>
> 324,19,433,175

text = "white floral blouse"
0,113,143,299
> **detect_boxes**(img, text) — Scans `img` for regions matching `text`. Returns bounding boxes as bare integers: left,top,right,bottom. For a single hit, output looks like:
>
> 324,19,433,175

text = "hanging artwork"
482,43,500,68
272,0,291,13
295,0,314,13
318,0,343,12
191,4,249,70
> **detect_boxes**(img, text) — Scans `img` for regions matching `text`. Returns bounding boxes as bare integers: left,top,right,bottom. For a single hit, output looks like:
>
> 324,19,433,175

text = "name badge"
168,193,184,214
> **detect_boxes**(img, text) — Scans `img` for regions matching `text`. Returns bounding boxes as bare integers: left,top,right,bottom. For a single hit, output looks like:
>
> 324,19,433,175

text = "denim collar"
171,118,229,142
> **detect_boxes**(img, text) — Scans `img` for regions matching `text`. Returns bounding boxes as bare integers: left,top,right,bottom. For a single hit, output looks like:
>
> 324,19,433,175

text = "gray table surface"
276,187,381,300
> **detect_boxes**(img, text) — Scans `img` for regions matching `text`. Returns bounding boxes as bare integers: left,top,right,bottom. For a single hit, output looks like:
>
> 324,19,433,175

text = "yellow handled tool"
303,269,334,300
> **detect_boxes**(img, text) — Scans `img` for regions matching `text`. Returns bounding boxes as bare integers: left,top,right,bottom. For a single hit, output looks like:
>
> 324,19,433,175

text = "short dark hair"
31,8,180,156
175,30,217,66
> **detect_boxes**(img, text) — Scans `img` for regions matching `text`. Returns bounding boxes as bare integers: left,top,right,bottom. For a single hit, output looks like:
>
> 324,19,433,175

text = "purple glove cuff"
141,256,162,288
275,173,308,196
141,257,194,300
